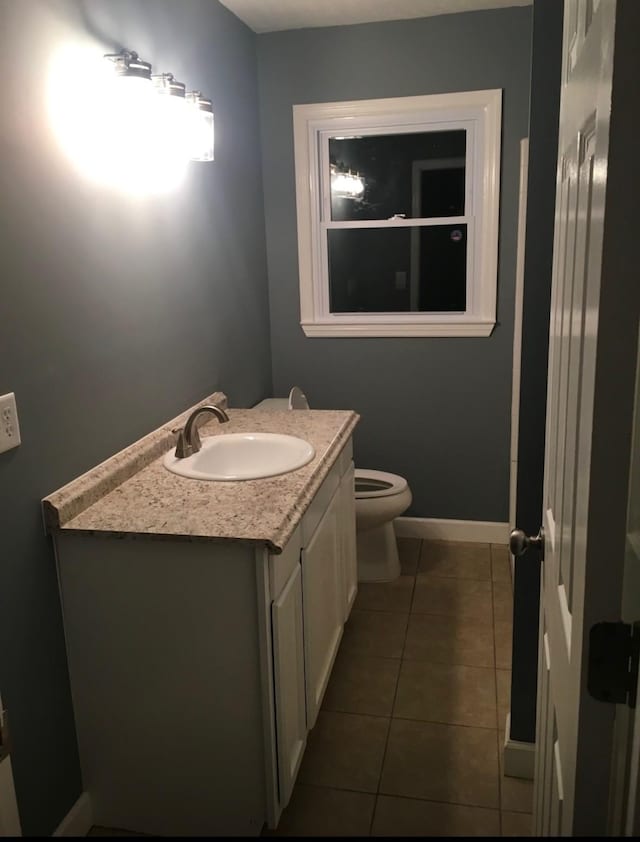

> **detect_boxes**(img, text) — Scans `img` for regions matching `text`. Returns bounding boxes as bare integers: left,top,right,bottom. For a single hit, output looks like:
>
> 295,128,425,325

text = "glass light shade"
152,74,190,165
186,93,214,162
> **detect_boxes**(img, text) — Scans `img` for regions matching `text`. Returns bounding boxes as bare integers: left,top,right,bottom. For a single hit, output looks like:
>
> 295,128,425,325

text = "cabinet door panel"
272,563,306,808
302,493,342,729
339,463,358,621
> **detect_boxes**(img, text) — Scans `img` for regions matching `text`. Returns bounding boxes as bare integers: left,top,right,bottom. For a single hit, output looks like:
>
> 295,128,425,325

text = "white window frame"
292,90,502,337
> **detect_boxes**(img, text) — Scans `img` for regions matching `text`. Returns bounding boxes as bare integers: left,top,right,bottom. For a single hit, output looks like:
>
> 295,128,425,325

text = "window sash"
318,218,476,319
319,121,476,224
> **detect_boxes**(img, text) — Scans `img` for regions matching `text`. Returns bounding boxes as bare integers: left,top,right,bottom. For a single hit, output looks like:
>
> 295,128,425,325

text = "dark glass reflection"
329,130,466,221
328,224,466,314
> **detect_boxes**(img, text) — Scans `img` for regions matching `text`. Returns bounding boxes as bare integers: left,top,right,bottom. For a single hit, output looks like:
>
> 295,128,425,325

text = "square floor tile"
322,651,400,717
501,810,533,836
493,581,513,623
372,795,500,837
298,710,389,794
355,575,415,612
380,719,499,808
403,613,495,668
494,622,513,670
340,609,408,659
398,537,421,575
419,541,491,580
490,545,512,584
394,660,497,728
412,576,492,623
266,784,375,836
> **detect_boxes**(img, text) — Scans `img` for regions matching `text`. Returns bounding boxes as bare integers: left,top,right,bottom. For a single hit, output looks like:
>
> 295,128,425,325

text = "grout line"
386,715,499,732
297,781,504,813
368,549,418,836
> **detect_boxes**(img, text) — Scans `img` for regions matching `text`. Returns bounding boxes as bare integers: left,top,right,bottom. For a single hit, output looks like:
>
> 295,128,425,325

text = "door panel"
301,489,343,729
272,563,307,808
339,464,357,621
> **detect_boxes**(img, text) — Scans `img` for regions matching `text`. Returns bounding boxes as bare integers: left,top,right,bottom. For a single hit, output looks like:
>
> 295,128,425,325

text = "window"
292,90,502,337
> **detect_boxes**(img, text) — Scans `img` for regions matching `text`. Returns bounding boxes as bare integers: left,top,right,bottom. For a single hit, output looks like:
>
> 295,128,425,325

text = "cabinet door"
301,491,342,730
338,463,358,621
272,563,307,808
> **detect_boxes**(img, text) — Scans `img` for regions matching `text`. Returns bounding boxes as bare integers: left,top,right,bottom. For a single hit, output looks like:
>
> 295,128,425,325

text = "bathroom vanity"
43,394,359,836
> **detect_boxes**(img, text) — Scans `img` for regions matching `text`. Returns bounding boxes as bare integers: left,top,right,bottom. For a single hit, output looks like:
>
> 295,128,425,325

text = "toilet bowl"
253,389,412,583
354,469,412,582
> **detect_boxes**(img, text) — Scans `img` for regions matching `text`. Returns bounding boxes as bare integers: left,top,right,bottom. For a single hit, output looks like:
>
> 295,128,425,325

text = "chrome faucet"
174,404,230,458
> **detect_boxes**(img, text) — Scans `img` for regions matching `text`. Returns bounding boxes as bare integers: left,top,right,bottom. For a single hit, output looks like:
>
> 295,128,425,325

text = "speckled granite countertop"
42,394,359,553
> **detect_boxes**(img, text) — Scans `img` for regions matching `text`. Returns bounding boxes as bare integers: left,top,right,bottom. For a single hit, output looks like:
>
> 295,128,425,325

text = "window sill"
300,320,496,338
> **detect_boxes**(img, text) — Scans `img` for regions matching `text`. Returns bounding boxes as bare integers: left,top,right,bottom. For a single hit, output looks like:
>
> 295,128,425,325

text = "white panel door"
271,563,307,809
302,489,343,730
532,0,640,835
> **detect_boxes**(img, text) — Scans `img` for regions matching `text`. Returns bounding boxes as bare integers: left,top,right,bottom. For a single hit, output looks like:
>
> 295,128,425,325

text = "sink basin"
163,432,315,481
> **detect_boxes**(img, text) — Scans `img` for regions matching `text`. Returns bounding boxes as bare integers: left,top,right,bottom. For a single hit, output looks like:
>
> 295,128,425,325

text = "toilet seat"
355,469,408,499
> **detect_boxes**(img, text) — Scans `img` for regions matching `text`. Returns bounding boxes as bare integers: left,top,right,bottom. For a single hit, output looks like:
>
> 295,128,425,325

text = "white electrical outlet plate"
0,392,21,454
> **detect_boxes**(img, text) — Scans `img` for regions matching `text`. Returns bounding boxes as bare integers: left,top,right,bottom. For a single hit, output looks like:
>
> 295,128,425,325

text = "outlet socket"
0,392,21,454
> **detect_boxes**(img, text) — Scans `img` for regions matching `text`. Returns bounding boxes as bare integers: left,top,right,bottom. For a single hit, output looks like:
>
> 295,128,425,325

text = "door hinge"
588,621,640,708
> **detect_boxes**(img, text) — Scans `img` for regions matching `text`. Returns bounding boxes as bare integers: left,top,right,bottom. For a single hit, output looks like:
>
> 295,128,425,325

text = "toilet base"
356,521,401,583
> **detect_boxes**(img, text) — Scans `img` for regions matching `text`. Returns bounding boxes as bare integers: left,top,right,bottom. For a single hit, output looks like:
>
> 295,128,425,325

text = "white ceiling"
218,0,532,34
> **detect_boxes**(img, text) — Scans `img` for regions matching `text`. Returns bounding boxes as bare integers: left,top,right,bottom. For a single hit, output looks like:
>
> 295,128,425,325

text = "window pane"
328,224,466,313
329,130,466,222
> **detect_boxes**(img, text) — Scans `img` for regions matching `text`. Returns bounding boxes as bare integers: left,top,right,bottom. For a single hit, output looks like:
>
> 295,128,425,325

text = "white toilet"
254,388,412,582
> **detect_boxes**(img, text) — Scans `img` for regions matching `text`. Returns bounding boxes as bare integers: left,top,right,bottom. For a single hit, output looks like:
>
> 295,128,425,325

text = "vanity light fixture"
186,91,215,162
103,50,215,165
330,164,365,199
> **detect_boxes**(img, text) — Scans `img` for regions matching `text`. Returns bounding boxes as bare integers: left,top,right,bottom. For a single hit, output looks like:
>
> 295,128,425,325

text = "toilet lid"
355,469,408,499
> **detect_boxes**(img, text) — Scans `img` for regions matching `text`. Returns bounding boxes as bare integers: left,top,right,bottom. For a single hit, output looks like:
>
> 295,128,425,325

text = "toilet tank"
254,387,310,411
252,398,290,410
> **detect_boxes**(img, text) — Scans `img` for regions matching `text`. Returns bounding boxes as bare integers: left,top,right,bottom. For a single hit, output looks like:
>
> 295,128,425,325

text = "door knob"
509,527,545,559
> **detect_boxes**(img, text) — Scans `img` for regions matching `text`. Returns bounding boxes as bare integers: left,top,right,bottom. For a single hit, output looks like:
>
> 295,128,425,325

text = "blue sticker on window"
450,229,463,242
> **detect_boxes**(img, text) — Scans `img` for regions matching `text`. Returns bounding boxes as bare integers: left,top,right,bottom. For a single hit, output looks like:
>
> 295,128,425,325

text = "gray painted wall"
0,0,270,833
257,7,532,521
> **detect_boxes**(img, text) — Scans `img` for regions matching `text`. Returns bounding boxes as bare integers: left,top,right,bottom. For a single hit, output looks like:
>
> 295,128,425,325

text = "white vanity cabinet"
53,436,356,837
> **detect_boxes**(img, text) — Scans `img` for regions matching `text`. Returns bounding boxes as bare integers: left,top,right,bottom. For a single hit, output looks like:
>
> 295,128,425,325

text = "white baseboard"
395,517,510,544
53,792,92,837
503,713,535,780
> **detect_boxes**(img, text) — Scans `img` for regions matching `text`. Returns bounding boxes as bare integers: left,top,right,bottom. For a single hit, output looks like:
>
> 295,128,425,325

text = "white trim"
293,90,502,337
301,320,495,338
394,516,509,544
510,138,529,528
503,713,536,780
52,792,93,837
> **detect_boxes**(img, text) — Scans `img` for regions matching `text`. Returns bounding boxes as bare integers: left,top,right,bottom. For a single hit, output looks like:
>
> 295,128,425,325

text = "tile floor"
267,538,534,837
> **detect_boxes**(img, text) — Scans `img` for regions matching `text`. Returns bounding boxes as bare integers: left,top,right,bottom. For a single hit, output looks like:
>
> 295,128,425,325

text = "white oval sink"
163,432,315,481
